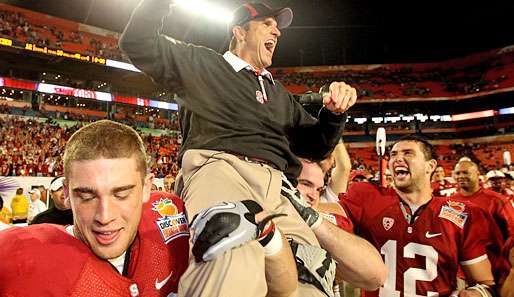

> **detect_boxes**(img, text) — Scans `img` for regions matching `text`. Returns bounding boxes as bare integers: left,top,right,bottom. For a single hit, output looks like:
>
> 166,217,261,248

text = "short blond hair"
63,120,148,180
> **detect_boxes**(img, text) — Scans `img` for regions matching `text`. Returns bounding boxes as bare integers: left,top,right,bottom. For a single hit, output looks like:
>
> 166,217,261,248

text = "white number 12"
379,240,439,297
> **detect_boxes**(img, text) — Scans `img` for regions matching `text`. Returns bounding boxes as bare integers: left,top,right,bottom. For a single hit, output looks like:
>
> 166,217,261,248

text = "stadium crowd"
0,5,123,61
1,110,512,196
0,115,180,178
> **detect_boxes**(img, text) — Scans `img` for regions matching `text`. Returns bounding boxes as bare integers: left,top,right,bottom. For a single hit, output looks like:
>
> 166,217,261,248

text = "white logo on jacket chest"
256,90,265,104
382,217,394,230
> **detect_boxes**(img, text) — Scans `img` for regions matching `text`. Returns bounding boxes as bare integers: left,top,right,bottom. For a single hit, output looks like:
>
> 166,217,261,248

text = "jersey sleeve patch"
152,197,189,244
438,201,468,229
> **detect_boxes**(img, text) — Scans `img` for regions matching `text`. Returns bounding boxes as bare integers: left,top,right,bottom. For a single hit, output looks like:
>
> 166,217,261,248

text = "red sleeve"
337,183,371,227
322,213,354,233
497,195,514,239
0,226,87,296
460,206,495,265
503,236,514,260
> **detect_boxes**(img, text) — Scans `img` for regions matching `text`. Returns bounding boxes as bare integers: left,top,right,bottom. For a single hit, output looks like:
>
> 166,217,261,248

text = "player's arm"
252,211,298,297
453,205,499,296
190,201,297,297
282,187,386,290
462,258,495,286
449,258,496,296
311,215,386,290
501,269,514,297
328,141,351,195
262,232,298,297
501,246,514,297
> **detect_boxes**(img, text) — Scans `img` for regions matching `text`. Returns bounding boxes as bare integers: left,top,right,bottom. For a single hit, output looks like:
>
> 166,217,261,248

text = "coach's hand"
322,82,357,114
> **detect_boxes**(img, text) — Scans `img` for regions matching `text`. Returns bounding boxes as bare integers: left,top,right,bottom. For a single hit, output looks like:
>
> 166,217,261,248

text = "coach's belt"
228,152,278,169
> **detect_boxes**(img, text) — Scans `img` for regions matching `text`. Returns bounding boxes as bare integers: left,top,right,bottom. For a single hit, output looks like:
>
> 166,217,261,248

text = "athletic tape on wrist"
467,284,497,297
263,228,283,256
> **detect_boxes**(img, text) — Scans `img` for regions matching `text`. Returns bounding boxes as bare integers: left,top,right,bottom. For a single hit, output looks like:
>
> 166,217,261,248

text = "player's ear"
63,178,71,209
142,173,154,203
427,159,437,175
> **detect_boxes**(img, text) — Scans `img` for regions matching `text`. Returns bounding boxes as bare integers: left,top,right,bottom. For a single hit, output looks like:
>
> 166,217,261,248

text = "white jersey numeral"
379,240,439,297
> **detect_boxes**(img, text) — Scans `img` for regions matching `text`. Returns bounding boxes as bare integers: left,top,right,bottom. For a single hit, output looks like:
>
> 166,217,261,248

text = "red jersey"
451,188,514,282
339,182,493,297
0,192,189,297
451,188,514,241
431,179,457,197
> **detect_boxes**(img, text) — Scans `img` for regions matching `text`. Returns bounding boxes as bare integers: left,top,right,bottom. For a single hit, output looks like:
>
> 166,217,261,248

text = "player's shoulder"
142,191,189,244
0,224,90,272
1,224,66,245
345,182,397,201
482,188,510,201
1,224,89,256
146,191,185,212
433,196,483,212
433,196,490,228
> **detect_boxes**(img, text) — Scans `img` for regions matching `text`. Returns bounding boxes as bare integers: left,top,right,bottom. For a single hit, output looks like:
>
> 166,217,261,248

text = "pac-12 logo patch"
383,217,394,231
152,198,189,244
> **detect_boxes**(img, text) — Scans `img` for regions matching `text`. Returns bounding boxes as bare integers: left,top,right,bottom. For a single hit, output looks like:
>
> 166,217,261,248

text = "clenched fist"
322,82,357,114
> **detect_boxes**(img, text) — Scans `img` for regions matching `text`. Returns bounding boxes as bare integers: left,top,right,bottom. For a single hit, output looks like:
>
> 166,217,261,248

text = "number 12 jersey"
339,182,495,297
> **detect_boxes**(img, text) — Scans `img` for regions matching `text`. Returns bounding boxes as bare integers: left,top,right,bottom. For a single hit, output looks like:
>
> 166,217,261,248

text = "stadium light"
174,0,233,24
499,106,514,115
451,110,496,121
402,115,415,122
371,117,383,124
354,117,367,124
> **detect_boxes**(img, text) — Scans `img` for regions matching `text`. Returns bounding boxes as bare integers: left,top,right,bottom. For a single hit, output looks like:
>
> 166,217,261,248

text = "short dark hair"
391,135,437,161
0,195,3,209
16,188,23,195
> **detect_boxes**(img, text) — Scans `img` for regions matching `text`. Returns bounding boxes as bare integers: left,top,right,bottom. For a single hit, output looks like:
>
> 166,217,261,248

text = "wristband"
262,228,283,257
467,283,497,297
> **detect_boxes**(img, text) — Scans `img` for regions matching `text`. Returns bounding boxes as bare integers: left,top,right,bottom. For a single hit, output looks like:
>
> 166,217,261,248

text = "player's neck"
460,185,480,197
396,187,432,206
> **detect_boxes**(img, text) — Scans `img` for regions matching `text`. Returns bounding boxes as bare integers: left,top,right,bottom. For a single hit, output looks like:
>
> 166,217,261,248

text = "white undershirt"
406,201,420,214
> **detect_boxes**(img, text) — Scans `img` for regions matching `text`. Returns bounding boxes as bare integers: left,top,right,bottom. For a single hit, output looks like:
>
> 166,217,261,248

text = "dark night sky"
4,0,514,67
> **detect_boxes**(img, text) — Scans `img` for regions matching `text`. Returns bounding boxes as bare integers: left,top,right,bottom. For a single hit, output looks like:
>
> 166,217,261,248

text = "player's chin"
93,243,127,260
393,179,411,191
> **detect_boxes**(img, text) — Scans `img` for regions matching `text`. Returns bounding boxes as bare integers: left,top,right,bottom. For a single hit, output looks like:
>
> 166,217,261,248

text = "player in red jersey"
453,161,514,240
0,121,189,297
0,120,297,297
431,165,457,197
0,191,189,297
289,135,498,296
451,160,514,283
343,136,498,296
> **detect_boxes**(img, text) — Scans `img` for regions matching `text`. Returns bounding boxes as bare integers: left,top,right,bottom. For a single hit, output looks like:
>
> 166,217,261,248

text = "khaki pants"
177,149,324,297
